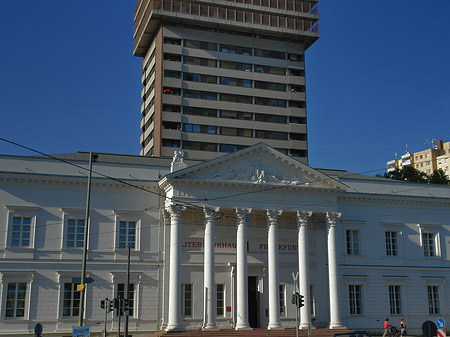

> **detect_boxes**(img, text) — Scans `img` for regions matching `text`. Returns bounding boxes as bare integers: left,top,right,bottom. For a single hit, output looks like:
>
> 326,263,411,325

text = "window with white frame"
114,211,141,251
61,209,88,250
388,285,402,315
5,282,27,318
181,283,193,317
118,221,136,249
427,285,440,315
346,229,360,255
62,283,81,317
279,284,286,316
423,232,436,257
418,224,441,258
117,283,135,316
385,231,398,256
11,217,32,247
348,285,363,315
6,207,38,249
66,219,85,248
217,284,225,316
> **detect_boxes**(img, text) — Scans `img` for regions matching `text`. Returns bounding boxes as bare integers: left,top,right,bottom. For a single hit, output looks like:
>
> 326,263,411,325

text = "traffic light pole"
79,152,95,327
117,300,121,337
103,298,109,337
125,245,131,337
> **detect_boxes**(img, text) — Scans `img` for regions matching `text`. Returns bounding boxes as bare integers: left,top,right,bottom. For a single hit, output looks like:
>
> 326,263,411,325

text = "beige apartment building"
387,140,450,175
133,0,320,162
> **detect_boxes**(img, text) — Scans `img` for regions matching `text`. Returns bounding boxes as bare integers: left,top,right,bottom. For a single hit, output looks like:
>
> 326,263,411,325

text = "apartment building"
387,140,450,175
133,0,320,162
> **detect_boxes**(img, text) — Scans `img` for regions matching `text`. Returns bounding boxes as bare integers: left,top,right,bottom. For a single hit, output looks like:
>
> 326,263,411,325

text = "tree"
384,166,449,185
427,169,449,185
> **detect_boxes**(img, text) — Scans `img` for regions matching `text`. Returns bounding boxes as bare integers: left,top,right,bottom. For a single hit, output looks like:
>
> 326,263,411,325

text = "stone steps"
148,328,354,337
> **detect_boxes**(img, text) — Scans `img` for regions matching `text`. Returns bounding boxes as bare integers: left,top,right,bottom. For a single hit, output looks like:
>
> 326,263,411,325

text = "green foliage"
384,167,449,185
428,169,449,184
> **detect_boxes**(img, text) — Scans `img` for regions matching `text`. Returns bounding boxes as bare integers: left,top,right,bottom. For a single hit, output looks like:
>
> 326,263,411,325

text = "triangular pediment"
163,143,348,191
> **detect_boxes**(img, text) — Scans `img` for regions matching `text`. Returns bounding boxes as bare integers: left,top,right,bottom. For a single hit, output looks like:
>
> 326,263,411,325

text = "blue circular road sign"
437,318,445,329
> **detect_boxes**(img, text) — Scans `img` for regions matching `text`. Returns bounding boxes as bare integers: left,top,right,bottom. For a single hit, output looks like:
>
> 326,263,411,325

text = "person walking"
382,318,390,337
400,318,407,337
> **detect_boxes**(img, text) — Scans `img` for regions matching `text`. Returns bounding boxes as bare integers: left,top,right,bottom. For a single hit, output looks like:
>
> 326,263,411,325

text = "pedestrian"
382,318,390,337
400,318,407,337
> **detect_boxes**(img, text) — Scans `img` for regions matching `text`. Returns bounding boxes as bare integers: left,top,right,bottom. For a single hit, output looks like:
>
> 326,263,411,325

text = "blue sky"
0,0,449,175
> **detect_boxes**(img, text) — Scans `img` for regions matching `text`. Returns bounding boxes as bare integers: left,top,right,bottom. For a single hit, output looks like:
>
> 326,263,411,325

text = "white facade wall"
1,148,450,336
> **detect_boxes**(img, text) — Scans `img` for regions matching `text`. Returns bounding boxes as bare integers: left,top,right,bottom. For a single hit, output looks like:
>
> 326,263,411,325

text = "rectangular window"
279,284,286,316
63,283,81,317
5,282,27,318
220,110,253,120
348,285,363,315
310,284,315,316
427,285,440,315
117,283,135,316
181,284,193,317
217,284,224,316
423,232,436,257
184,39,216,51
389,285,402,315
220,60,251,72
385,231,398,256
67,219,85,248
182,141,217,152
11,217,32,247
183,72,217,84
119,221,136,249
184,56,217,67
183,106,217,117
346,229,360,255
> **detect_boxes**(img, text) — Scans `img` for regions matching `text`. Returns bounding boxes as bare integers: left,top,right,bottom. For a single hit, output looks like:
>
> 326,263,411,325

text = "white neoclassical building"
1,143,450,336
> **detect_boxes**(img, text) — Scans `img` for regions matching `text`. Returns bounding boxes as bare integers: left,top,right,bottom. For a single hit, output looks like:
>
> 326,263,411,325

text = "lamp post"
78,152,96,327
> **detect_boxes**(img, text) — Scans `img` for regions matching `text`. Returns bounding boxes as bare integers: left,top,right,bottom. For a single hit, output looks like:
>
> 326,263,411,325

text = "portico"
159,144,348,331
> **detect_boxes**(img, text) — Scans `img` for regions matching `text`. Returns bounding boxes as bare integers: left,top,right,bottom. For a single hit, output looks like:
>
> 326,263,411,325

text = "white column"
326,212,344,329
165,204,186,331
267,209,282,329
203,207,219,330
296,211,312,329
235,208,252,330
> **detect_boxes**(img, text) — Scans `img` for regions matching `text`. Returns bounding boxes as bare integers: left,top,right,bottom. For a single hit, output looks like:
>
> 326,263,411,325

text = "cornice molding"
0,174,157,191
339,192,450,207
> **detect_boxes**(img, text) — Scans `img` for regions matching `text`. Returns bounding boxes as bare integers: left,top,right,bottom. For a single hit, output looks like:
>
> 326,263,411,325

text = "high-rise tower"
133,0,319,163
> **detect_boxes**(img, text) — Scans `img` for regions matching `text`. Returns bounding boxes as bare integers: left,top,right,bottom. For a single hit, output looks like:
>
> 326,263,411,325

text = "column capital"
266,209,282,224
165,203,186,217
203,206,220,220
235,208,252,223
296,210,312,226
326,212,342,227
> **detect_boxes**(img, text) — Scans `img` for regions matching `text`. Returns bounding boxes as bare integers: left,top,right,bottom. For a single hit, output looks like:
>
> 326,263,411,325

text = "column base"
268,324,284,330
235,323,252,330
300,323,314,329
329,322,347,329
166,324,183,332
202,323,219,330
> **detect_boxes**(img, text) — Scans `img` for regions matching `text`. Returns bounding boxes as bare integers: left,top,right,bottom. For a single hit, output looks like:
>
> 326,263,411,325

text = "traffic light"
100,299,105,309
298,294,304,308
292,293,297,305
108,298,116,313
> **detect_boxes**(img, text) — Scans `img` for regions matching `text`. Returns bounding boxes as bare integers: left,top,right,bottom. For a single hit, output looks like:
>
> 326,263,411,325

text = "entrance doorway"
248,276,259,328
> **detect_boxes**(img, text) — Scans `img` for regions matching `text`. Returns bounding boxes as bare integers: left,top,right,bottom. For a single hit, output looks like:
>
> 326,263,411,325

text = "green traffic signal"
100,300,105,309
